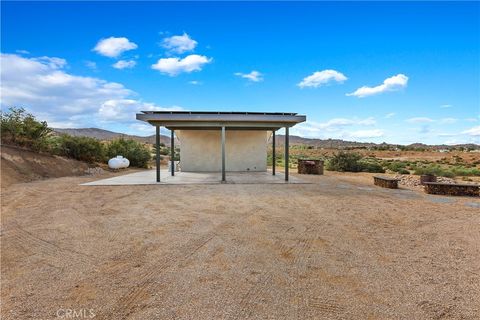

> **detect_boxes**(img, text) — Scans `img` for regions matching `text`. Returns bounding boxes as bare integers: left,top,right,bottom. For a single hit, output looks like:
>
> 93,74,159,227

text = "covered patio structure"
136,111,306,183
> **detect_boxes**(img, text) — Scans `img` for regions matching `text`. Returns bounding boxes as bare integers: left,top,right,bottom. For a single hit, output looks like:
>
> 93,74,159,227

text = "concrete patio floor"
81,169,308,185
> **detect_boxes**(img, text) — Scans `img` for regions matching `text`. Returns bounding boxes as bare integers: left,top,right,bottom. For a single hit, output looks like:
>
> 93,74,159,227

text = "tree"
1,107,52,151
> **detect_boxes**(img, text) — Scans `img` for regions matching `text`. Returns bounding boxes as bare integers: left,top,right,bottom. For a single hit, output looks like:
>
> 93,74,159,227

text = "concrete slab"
81,170,308,186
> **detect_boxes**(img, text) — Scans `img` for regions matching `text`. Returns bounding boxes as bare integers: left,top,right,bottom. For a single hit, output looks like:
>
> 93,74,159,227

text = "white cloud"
348,129,384,139
33,56,67,69
188,80,202,85
291,117,382,141
98,99,182,122
462,126,480,136
292,117,376,135
347,74,408,98
357,117,376,125
0,53,131,116
112,60,137,69
385,112,396,118
444,139,462,145
0,53,175,132
437,133,457,137
316,117,376,130
84,60,97,70
151,54,212,76
93,37,138,58
440,104,452,108
16,49,30,55
161,33,197,54
465,117,479,122
298,69,347,88
406,117,435,123
438,118,457,124
234,70,263,82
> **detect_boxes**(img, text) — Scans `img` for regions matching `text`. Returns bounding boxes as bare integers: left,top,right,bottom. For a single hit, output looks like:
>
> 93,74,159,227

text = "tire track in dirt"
308,297,346,317
291,235,314,319
118,233,216,316
231,225,311,320
104,222,232,319
232,272,274,319
4,224,97,267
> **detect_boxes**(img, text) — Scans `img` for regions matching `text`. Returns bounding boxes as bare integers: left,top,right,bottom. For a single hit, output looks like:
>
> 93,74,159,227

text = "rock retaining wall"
424,182,480,197
373,176,400,189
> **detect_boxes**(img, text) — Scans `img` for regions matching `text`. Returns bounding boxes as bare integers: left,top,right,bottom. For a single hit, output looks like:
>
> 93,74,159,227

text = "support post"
221,126,226,182
285,127,289,181
272,130,276,175
156,125,160,182
170,129,175,176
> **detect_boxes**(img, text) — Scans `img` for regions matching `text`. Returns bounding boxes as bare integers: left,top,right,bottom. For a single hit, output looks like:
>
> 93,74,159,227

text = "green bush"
359,161,385,173
413,165,455,178
398,169,410,174
56,135,106,163
326,152,363,172
1,107,52,151
106,138,151,168
326,152,386,173
451,166,480,177
386,161,407,172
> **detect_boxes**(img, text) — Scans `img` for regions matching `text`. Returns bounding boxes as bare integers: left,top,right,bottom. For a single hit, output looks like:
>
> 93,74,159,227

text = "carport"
136,111,306,183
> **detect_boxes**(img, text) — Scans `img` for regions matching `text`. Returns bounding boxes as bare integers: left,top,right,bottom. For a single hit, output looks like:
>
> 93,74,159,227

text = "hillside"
1,145,91,188
53,128,171,145
53,128,479,150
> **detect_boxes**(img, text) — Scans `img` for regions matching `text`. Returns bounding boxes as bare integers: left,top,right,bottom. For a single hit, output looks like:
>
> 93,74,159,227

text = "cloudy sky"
1,2,479,144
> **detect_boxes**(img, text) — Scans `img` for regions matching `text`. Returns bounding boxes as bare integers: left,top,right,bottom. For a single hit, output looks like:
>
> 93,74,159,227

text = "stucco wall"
176,130,269,172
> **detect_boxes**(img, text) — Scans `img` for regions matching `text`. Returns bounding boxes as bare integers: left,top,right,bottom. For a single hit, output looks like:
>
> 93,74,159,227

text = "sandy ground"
0,145,91,188
1,171,479,319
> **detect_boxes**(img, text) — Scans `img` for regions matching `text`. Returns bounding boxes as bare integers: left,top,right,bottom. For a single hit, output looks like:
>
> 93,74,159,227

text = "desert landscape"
2,108,480,319
2,160,480,319
2,2,480,319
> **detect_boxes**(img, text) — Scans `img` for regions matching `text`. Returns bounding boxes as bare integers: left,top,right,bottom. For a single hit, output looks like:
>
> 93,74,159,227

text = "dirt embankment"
1,145,91,188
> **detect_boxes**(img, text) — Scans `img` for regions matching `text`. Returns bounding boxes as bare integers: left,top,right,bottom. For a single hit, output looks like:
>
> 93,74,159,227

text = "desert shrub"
157,146,180,160
451,166,480,177
159,146,170,156
413,165,455,178
326,152,363,172
359,161,385,173
1,107,52,151
414,164,480,178
106,138,151,168
385,161,411,173
55,134,106,163
398,169,410,174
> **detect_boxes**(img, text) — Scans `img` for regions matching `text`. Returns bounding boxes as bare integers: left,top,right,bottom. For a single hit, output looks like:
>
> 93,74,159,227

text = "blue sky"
1,1,479,144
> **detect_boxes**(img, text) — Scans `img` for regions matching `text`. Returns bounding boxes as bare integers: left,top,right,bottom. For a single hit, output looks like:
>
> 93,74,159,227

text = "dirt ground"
1,170,479,319
0,145,90,188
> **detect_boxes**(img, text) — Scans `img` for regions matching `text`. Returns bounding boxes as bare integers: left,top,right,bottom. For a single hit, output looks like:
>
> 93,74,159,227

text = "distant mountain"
53,128,170,145
53,128,479,150
275,135,480,150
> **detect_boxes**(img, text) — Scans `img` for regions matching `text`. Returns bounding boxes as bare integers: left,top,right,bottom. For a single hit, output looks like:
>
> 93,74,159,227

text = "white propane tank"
108,156,130,169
